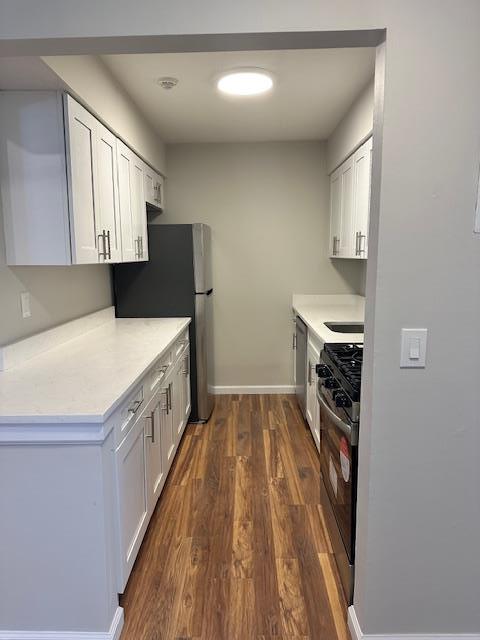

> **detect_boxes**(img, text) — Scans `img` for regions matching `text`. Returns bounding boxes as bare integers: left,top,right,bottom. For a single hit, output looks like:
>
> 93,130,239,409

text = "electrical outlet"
20,292,31,319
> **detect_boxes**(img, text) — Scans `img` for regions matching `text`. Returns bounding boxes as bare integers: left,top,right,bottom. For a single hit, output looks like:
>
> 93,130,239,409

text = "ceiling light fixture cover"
217,69,274,96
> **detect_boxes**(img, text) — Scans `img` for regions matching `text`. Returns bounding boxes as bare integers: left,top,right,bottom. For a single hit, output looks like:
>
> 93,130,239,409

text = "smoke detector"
157,77,179,90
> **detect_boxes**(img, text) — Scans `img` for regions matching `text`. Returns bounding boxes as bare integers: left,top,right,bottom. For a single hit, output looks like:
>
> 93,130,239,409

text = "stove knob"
335,393,352,408
324,377,339,389
315,364,330,378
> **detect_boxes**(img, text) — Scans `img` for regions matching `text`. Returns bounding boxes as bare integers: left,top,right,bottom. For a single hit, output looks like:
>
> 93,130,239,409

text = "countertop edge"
0,317,191,431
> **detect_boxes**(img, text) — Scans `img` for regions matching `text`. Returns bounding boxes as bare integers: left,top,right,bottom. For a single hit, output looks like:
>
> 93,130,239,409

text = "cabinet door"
145,388,167,513
143,164,155,206
64,95,100,264
352,137,372,259
171,360,184,445
116,140,136,263
339,155,355,258
96,122,122,262
114,408,150,591
182,348,191,427
131,155,148,262
161,375,176,472
329,167,342,257
144,163,164,209
305,338,320,436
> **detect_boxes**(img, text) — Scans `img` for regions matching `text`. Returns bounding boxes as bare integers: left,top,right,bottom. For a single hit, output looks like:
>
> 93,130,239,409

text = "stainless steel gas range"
316,342,363,604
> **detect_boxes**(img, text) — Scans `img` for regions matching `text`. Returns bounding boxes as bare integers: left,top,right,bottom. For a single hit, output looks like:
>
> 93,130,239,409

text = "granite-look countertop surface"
0,316,190,424
292,294,365,345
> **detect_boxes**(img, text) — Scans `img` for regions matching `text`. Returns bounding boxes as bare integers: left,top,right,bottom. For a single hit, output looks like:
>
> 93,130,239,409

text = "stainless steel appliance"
113,223,214,423
294,316,307,417
316,342,362,604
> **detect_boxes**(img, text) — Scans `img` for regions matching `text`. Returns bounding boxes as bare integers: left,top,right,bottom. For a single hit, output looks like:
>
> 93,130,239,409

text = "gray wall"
161,141,363,387
1,2,480,637
0,205,112,346
327,77,374,174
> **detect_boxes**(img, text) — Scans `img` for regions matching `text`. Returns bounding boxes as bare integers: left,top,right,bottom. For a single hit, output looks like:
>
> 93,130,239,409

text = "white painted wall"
160,141,363,387
327,78,374,174
0,2,480,637
42,55,166,173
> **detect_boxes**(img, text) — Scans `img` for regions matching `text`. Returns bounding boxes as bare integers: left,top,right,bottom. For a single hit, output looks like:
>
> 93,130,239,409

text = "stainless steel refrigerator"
113,223,214,422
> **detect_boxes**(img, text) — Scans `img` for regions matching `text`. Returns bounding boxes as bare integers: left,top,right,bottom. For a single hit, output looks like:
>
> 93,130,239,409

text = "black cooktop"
323,343,363,401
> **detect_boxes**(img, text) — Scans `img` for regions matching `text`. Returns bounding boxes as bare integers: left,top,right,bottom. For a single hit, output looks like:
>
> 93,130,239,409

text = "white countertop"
0,316,190,425
292,294,365,345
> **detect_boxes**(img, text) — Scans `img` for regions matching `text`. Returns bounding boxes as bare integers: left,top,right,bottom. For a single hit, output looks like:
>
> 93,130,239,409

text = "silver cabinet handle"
358,233,367,255
128,399,143,414
134,237,139,259
167,382,172,411
106,229,112,260
182,355,189,376
292,333,297,350
355,231,360,256
332,235,339,256
98,230,107,259
144,410,155,442
161,388,169,413
139,235,143,259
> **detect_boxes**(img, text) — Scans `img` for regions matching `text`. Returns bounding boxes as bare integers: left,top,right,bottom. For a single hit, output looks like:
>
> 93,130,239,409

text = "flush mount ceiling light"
216,69,274,96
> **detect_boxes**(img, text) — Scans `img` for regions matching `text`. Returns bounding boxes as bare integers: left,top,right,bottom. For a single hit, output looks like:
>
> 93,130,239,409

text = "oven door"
318,386,357,563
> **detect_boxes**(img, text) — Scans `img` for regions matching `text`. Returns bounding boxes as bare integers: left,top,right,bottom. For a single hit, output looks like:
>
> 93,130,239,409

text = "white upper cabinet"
352,137,373,259
116,140,148,262
0,91,162,266
64,96,100,264
329,167,342,257
143,162,164,211
329,136,372,260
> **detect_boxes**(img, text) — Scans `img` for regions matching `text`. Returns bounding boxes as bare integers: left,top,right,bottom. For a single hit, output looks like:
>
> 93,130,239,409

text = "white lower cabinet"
113,335,192,591
114,394,153,591
306,333,321,452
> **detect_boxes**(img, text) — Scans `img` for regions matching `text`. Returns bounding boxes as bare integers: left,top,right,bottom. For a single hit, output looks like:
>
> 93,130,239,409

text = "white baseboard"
211,385,295,395
0,606,124,640
348,606,480,640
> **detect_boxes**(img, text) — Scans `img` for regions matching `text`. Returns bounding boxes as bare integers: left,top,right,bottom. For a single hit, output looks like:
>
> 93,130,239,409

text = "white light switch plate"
20,292,31,319
400,328,427,368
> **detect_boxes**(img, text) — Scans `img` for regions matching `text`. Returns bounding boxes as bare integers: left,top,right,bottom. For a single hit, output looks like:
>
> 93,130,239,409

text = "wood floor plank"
120,394,348,640
276,558,311,637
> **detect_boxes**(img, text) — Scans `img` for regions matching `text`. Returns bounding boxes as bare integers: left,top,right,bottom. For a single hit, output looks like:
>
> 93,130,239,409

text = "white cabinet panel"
352,137,373,259
116,141,136,263
96,123,122,262
116,141,148,263
339,155,355,258
114,402,150,591
131,156,148,262
329,167,342,257
64,95,99,264
144,162,164,210
145,388,167,513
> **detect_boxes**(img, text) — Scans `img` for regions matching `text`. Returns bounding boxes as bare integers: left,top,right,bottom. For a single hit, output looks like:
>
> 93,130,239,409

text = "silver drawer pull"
128,399,142,414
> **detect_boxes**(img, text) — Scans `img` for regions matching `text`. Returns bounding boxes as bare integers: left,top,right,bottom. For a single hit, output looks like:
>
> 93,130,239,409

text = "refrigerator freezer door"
194,290,215,421
192,223,212,294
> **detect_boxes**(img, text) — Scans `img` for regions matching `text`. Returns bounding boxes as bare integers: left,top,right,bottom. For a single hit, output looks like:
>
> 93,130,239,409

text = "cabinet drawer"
148,350,173,392
173,329,189,358
112,384,145,447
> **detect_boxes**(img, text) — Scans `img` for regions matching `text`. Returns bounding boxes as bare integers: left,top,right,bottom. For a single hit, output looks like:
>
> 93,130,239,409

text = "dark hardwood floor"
120,394,349,640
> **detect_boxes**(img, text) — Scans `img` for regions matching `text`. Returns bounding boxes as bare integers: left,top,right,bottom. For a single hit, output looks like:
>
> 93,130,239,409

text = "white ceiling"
101,49,375,144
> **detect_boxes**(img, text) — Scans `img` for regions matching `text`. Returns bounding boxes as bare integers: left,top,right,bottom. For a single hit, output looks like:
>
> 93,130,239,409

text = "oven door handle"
317,390,358,445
